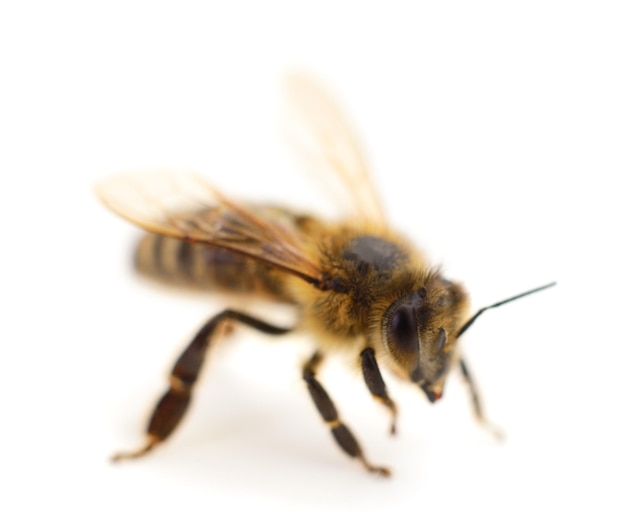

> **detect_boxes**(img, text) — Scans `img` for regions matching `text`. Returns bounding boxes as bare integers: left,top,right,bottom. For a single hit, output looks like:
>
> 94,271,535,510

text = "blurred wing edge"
285,73,386,226
96,171,325,285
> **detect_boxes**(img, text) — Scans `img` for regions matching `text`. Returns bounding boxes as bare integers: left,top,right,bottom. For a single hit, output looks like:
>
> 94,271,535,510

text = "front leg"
360,348,397,435
303,352,390,477
459,357,504,440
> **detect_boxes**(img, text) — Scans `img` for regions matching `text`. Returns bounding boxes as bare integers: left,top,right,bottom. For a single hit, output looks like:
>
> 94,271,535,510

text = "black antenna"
456,282,556,339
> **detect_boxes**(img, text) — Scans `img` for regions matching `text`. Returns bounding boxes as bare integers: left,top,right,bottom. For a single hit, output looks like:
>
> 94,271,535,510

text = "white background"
1,1,625,524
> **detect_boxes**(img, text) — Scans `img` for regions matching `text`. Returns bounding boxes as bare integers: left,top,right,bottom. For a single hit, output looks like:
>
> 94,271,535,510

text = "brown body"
134,209,469,379
99,75,553,475
135,230,290,300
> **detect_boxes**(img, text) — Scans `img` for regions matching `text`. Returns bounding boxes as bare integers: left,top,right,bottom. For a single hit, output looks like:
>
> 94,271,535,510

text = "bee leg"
459,357,504,441
111,309,291,462
303,352,391,477
360,348,398,435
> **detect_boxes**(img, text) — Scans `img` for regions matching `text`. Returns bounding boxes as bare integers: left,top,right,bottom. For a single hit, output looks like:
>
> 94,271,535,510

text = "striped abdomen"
134,233,291,301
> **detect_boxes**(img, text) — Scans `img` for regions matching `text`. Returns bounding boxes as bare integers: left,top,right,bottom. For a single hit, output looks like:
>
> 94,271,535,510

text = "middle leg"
302,351,390,477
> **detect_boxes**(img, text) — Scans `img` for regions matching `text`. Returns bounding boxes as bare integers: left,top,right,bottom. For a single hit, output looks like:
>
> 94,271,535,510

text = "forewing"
286,74,386,225
97,171,325,285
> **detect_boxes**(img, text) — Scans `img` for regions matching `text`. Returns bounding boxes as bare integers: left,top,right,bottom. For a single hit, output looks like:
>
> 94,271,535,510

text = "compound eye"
390,304,419,352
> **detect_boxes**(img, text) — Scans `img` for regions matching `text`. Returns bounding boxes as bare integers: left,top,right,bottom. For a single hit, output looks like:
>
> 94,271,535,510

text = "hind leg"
112,309,291,461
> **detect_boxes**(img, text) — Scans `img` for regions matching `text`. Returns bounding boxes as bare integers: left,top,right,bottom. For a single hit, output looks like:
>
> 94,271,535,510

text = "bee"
98,75,555,477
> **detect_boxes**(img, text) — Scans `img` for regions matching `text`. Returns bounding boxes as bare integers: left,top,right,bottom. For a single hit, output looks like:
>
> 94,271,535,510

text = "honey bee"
98,75,555,477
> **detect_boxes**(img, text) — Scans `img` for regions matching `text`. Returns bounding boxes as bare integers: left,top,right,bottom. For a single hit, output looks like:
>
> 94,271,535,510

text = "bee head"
381,275,469,403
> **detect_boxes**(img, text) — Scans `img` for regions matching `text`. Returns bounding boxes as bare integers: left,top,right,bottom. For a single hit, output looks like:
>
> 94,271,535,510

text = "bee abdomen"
134,234,288,299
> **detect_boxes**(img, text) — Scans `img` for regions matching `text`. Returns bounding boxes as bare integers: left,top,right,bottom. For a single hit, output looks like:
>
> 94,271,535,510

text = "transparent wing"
97,171,325,285
286,74,386,225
